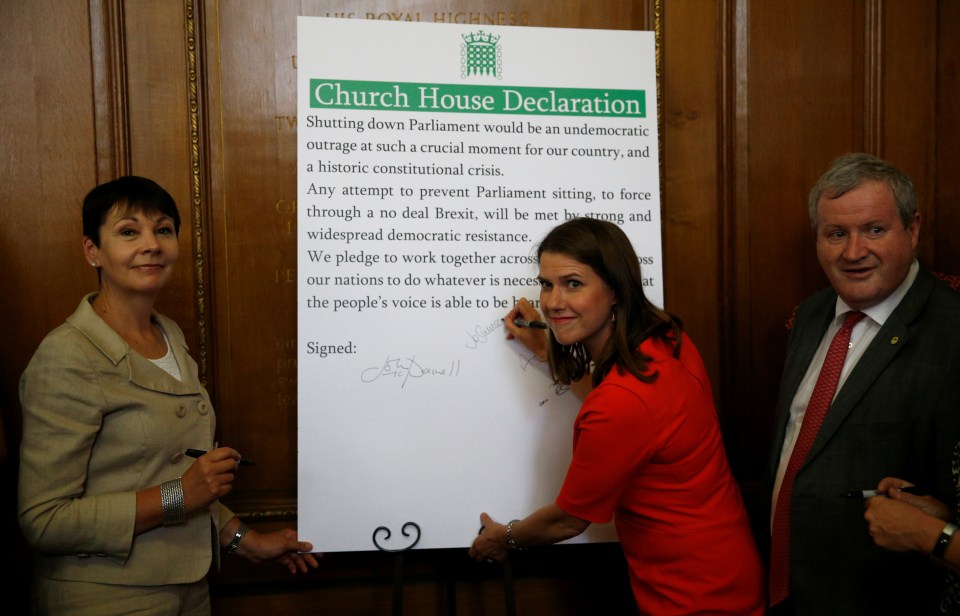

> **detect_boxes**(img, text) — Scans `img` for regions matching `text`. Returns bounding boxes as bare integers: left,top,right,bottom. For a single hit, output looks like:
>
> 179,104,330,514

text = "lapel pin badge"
890,336,899,345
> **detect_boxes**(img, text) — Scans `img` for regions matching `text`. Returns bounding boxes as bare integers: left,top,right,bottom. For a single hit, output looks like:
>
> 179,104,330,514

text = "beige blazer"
18,293,234,585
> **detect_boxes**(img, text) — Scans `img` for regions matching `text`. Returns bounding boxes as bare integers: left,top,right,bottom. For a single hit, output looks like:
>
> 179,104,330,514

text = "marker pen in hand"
841,486,924,499
185,448,255,466
512,318,548,330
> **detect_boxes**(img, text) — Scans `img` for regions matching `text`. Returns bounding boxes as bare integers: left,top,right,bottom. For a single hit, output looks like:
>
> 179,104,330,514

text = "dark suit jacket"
765,267,960,615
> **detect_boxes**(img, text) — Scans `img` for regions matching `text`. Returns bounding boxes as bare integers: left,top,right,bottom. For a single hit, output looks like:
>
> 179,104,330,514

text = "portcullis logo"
461,31,502,79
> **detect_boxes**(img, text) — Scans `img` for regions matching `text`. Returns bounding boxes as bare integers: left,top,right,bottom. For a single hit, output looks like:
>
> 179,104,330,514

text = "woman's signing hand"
503,298,548,360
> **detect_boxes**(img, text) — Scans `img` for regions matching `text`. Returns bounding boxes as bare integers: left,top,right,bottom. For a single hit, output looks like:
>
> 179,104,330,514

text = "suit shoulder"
21,322,103,397
791,286,836,326
928,276,960,305
29,321,92,362
797,285,836,309
920,282,960,333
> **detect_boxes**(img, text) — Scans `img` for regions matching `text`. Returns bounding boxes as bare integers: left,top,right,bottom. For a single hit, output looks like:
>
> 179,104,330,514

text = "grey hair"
807,153,916,231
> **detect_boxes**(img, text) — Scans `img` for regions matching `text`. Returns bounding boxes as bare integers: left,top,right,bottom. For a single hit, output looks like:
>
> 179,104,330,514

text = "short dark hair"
536,217,681,387
82,176,180,245
808,153,916,231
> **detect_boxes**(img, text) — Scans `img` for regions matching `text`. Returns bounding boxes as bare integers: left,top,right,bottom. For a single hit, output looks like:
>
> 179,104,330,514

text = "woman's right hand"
504,298,548,361
181,447,242,511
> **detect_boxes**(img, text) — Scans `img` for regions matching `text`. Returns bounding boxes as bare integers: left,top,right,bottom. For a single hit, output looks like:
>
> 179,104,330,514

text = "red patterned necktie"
769,310,866,606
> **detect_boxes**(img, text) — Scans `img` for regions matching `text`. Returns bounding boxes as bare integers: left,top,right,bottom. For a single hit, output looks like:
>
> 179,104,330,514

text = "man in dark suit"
765,153,960,615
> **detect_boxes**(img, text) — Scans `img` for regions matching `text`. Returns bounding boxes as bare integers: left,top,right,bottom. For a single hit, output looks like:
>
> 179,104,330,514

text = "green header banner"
309,79,645,118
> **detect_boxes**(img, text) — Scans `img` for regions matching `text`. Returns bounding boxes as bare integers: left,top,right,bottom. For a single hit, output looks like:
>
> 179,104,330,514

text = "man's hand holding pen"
842,485,924,499
864,476,954,553
871,477,950,519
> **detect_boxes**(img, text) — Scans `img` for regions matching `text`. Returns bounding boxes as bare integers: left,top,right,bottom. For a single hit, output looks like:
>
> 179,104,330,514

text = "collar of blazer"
66,292,203,396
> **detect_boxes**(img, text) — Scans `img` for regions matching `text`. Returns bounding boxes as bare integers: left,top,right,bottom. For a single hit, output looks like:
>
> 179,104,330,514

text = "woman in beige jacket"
18,176,318,615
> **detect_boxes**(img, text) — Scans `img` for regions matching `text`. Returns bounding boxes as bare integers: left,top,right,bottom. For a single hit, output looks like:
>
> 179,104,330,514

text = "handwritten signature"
517,353,541,372
537,382,571,407
361,355,461,388
512,352,570,404
465,318,505,349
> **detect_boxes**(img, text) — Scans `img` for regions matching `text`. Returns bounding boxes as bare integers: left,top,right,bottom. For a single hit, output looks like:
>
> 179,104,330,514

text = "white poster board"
297,17,661,552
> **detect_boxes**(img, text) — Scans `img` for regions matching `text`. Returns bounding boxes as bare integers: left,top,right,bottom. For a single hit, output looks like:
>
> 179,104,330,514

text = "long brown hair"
537,218,681,388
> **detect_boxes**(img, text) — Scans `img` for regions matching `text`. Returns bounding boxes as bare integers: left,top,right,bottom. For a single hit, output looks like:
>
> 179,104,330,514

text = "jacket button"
197,401,209,415
176,403,187,418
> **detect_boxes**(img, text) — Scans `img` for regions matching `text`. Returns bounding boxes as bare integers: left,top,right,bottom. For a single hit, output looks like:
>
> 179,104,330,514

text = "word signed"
361,355,461,387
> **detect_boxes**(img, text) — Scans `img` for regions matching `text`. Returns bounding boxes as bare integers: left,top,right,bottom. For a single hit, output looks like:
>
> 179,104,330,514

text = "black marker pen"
841,486,923,499
185,448,255,466
513,318,548,330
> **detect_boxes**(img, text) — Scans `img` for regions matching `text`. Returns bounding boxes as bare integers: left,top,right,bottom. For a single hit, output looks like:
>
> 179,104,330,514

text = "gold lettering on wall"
276,115,297,130
363,12,529,24
275,338,297,409
277,386,296,409
275,268,296,284
276,198,296,234
287,10,532,69
431,12,529,25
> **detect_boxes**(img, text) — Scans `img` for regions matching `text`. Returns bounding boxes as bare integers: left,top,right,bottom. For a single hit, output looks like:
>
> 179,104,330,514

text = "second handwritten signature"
361,355,462,388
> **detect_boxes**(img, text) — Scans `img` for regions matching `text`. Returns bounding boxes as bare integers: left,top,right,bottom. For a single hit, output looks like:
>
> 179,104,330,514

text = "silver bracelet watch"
227,522,250,554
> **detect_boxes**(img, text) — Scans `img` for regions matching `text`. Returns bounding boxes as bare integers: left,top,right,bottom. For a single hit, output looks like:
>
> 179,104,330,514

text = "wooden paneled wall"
2,1,957,613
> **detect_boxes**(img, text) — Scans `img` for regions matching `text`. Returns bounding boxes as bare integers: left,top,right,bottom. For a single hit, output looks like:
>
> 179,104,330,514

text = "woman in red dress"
469,217,764,614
